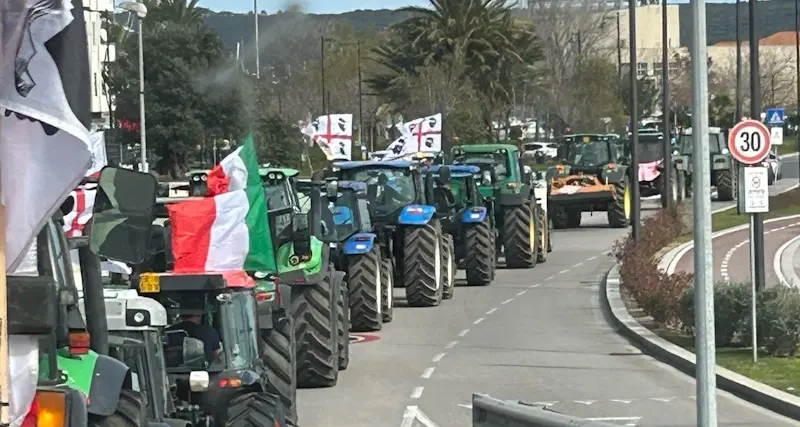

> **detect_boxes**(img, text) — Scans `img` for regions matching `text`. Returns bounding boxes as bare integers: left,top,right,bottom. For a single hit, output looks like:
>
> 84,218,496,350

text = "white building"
84,0,116,129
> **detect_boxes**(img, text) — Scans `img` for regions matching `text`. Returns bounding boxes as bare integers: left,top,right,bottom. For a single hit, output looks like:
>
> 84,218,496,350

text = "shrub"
761,287,800,357
613,205,692,326
679,282,750,346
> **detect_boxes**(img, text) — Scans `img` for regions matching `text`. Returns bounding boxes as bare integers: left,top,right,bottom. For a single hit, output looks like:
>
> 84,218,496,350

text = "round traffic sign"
728,119,771,164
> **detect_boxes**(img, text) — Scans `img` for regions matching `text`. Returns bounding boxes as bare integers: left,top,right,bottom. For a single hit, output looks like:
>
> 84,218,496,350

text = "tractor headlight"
126,309,151,327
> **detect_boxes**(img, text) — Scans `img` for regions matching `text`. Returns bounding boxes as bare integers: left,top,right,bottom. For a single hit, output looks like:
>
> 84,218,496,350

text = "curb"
602,264,800,421
659,214,800,275
779,152,799,160
776,234,800,288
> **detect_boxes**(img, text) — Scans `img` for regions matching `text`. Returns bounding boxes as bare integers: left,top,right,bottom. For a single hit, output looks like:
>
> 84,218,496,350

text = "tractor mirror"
90,166,157,264
326,180,338,201
292,212,312,258
481,171,492,187
182,338,206,368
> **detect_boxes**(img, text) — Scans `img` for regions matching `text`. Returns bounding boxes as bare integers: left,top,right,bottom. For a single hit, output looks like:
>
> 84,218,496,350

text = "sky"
199,0,737,15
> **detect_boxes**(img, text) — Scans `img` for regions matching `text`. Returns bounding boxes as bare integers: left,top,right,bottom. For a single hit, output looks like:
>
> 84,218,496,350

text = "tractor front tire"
464,219,494,286
292,273,339,388
88,390,146,427
226,392,285,427
403,220,444,307
381,258,394,322
347,247,382,332
262,298,297,426
716,169,735,201
335,273,350,370
607,178,631,228
551,206,569,229
502,203,537,268
535,206,548,264
442,234,456,299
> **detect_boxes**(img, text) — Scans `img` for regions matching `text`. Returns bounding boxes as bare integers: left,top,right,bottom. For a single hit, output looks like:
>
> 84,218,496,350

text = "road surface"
296,196,797,426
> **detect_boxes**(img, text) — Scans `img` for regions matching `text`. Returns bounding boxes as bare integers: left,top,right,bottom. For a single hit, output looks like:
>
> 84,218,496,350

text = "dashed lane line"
720,221,800,282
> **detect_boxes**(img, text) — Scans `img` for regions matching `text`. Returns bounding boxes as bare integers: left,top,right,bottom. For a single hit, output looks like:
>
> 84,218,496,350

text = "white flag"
86,130,108,177
404,113,443,153
304,114,353,161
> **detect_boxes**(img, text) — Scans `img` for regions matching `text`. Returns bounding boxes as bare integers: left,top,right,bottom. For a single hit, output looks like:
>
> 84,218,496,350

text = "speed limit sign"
728,119,772,164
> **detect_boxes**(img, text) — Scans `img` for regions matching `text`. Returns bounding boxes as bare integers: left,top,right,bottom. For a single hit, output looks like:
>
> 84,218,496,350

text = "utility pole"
254,0,259,79
796,0,800,179
320,36,326,114
661,0,672,208
735,0,742,120
616,0,623,93
750,0,766,292
357,41,364,150
628,0,641,240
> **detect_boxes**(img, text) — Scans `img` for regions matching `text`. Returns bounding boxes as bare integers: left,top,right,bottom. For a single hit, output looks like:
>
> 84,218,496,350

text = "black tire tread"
262,308,297,426
717,169,735,201
380,258,394,322
226,392,285,427
535,206,548,263
336,273,350,370
88,389,146,427
442,234,456,299
291,274,338,388
403,220,443,307
551,206,569,229
607,179,631,228
502,204,537,268
347,248,382,332
464,219,494,285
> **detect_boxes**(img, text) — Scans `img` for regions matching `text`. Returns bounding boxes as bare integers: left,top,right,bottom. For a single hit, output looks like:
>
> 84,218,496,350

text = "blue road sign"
766,108,785,125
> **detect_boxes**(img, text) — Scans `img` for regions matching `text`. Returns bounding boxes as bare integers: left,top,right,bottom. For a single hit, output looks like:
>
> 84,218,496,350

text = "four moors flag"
167,134,275,272
301,113,353,161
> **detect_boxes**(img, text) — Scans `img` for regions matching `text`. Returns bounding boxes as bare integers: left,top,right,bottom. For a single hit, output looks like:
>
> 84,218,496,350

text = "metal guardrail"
472,394,619,427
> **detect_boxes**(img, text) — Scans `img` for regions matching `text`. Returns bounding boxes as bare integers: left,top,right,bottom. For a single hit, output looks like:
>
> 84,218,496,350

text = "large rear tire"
608,178,632,228
403,220,443,307
226,392,285,427
551,206,569,229
442,234,456,299
88,390,146,427
381,258,394,322
502,203,537,268
335,273,350,370
261,295,297,426
535,206,548,264
347,246,382,332
716,169,735,201
464,219,494,285
291,272,338,388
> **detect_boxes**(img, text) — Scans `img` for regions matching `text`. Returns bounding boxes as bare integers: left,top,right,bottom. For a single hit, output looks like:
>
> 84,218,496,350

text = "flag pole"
0,112,8,425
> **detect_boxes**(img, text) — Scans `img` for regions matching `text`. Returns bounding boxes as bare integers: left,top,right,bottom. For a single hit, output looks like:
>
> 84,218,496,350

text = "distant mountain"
198,1,795,66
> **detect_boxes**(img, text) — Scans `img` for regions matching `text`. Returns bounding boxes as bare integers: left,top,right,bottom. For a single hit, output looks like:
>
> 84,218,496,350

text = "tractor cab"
552,134,626,179
186,169,211,197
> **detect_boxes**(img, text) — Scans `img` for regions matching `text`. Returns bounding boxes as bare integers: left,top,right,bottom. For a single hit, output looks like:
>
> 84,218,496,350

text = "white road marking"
588,256,597,261
532,401,559,406
546,275,556,281
501,298,514,304
432,352,446,363
401,406,442,427
610,399,633,404
458,328,470,337
486,307,497,315
410,386,424,399
473,317,485,324
650,397,675,403
573,262,584,268
457,403,472,409
445,340,458,349
574,400,596,405
516,290,526,296
560,269,570,274
421,367,435,379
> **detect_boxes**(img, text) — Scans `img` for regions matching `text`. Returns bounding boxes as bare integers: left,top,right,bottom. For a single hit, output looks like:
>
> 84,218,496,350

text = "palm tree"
142,0,205,25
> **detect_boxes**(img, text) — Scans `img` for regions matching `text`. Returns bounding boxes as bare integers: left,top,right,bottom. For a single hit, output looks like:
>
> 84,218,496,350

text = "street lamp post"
254,0,259,79
629,0,641,241
795,0,799,178
320,36,326,114
749,0,766,292
661,0,672,208
120,1,148,172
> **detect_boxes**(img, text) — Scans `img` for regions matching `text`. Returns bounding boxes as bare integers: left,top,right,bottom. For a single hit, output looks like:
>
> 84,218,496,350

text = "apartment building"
84,0,116,129
596,4,684,78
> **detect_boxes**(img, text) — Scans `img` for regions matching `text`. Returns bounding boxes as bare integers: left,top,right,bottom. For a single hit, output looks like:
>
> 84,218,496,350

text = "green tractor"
673,126,736,201
450,144,541,268
546,134,632,229
260,167,349,387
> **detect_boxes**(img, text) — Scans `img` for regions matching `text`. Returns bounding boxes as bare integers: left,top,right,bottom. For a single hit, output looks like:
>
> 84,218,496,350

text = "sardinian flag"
383,122,415,161
302,114,353,161
404,113,443,153
1,1,93,426
62,183,97,237
86,130,108,178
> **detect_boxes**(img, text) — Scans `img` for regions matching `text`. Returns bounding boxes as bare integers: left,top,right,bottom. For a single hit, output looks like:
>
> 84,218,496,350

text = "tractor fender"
397,205,435,225
87,355,131,416
343,232,376,255
606,167,628,184
461,207,487,223
498,186,531,206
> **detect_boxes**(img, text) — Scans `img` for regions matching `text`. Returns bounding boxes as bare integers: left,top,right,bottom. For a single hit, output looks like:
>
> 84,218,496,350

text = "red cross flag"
306,114,353,160
404,113,442,153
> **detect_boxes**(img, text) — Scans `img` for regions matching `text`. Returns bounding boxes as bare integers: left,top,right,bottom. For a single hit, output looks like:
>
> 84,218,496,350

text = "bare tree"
711,47,796,111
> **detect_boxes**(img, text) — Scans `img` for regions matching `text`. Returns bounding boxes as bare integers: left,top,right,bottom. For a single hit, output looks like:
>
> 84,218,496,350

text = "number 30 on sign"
727,119,772,165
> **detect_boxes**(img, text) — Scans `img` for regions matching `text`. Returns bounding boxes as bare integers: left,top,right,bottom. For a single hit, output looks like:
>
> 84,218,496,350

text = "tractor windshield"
109,332,170,419
341,168,416,216
452,152,510,180
219,292,259,369
560,139,612,167
264,179,296,236
679,132,724,155
636,132,665,163
331,190,361,239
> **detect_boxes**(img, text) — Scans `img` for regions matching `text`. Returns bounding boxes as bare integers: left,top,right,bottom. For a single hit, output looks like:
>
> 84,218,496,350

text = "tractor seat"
433,186,455,213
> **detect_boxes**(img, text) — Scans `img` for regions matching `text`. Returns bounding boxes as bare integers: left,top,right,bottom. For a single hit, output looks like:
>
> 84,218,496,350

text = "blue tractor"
330,160,447,307
425,165,498,286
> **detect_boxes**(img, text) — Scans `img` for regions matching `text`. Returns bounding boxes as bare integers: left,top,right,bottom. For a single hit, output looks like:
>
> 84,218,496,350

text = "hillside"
201,1,796,58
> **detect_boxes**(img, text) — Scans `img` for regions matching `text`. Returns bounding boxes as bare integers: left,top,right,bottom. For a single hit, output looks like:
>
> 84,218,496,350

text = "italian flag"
168,134,275,272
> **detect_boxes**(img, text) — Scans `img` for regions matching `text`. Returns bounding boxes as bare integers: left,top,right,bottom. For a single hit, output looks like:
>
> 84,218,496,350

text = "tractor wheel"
535,206,548,264
88,390,146,427
502,203,538,268
380,258,394,323
608,177,632,228
566,209,582,228
226,392,285,427
335,273,350,370
403,220,444,307
261,294,297,426
465,219,495,285
716,169,735,201
551,206,569,229
347,246,382,332
291,272,338,388
441,234,456,299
